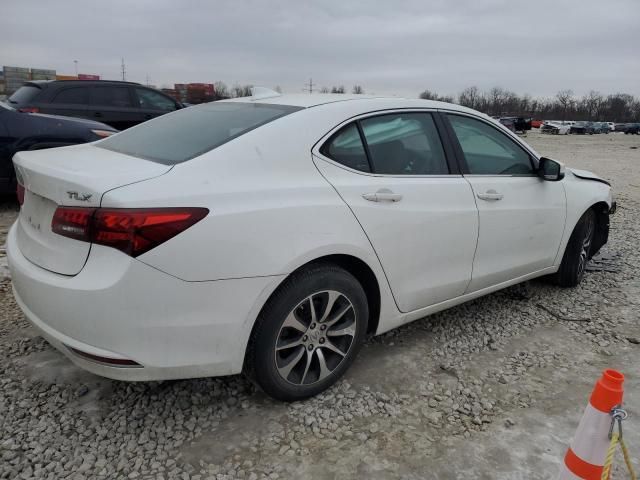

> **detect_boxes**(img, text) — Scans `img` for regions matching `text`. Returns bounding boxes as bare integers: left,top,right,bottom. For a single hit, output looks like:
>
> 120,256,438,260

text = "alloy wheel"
577,215,595,278
274,290,357,385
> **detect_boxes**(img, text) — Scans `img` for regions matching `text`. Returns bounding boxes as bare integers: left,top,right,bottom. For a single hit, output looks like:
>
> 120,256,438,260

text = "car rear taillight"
51,207,94,241
18,107,40,113
16,183,25,206
51,207,208,257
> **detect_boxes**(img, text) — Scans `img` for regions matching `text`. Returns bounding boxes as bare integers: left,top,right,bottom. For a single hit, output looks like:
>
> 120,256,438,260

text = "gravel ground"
1,130,639,479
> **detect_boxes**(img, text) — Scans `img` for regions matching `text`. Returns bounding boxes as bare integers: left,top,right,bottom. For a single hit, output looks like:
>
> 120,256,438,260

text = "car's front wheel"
245,264,369,401
554,209,596,287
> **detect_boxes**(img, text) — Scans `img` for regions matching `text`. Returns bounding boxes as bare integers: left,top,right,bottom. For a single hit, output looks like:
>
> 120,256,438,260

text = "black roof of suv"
8,80,183,130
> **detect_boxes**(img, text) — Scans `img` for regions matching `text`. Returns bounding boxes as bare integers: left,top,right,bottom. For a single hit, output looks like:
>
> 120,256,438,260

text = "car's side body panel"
463,176,566,292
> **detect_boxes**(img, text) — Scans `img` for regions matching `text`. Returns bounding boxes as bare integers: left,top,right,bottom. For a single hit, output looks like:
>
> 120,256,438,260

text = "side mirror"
538,157,565,181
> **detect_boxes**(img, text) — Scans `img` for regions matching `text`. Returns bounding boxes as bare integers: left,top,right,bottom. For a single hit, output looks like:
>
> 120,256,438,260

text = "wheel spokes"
277,346,305,380
324,304,353,328
300,349,314,384
321,338,347,357
276,337,304,352
315,348,332,379
318,291,341,323
327,322,356,338
282,311,307,333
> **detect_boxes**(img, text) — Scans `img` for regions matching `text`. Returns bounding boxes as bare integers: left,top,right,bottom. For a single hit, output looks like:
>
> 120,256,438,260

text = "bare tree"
231,84,253,98
273,85,282,94
319,86,330,94
419,90,439,100
556,89,574,120
581,91,603,120
489,87,507,116
330,86,345,94
214,81,229,99
352,85,364,94
458,86,480,109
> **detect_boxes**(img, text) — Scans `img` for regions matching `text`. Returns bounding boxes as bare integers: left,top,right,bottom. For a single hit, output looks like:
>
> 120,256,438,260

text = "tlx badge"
67,191,92,201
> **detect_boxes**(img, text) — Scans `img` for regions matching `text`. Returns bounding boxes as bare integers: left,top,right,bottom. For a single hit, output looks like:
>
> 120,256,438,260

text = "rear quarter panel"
100,107,401,329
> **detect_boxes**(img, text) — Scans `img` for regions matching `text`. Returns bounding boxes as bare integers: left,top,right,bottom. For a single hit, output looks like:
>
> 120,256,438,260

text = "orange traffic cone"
558,369,624,479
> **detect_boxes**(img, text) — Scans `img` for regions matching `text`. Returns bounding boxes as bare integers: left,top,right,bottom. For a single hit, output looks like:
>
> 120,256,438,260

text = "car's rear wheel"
554,209,596,287
245,264,368,401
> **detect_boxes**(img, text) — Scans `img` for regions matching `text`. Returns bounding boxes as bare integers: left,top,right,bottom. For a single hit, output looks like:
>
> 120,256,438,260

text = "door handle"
93,112,103,118
362,190,403,202
477,190,504,201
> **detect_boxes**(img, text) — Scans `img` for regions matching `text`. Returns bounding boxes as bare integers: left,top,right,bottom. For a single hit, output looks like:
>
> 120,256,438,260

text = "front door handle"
363,190,403,202
93,112,103,118
477,190,504,201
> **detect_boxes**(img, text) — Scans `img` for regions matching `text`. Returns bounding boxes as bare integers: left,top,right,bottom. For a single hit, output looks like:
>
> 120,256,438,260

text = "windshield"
97,101,303,165
8,85,41,104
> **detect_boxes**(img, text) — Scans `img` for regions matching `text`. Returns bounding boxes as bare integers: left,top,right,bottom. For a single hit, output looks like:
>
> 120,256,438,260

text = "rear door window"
320,124,370,172
360,113,449,175
97,101,303,164
52,87,89,104
90,86,133,108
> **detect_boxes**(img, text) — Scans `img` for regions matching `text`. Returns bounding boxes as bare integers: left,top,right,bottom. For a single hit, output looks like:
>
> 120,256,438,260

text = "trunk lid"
13,143,171,275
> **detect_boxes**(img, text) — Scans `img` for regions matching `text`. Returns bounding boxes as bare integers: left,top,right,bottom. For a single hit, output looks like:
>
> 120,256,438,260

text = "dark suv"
7,80,183,130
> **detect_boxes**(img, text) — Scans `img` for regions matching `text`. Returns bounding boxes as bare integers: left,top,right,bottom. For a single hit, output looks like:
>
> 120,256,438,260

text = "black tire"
245,264,369,401
555,209,596,287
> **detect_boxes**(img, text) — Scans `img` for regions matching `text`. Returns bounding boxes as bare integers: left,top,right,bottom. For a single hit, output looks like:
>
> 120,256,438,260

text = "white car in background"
8,92,615,400
541,121,572,135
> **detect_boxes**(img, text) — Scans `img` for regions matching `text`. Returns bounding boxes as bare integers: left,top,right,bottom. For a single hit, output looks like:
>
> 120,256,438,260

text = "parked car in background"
8,93,614,400
498,117,516,132
592,122,610,134
7,80,183,130
614,123,628,132
0,101,116,195
606,122,615,132
531,119,544,128
500,116,531,133
570,121,596,135
625,123,640,134
541,121,571,135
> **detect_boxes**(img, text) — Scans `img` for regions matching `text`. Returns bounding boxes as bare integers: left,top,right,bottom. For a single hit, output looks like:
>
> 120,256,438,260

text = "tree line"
419,87,640,122
208,82,639,122
211,82,366,98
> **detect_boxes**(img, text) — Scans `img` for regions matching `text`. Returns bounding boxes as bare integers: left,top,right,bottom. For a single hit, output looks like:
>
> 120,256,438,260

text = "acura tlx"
8,90,615,401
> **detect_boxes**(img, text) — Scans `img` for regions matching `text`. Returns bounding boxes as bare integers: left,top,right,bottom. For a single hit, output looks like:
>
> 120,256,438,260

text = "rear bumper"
7,224,283,380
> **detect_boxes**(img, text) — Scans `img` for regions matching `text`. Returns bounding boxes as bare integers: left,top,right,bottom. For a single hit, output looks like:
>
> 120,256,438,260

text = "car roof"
27,80,141,87
222,93,480,115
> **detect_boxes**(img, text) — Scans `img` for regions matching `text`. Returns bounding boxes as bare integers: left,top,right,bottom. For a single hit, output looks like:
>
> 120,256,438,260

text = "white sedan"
541,121,571,135
8,92,615,400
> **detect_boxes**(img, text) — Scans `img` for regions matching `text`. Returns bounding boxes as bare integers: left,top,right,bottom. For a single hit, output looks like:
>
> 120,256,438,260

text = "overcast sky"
3,0,639,98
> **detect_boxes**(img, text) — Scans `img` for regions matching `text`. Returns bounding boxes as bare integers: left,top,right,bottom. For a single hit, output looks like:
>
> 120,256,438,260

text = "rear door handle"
476,190,504,201
363,190,403,202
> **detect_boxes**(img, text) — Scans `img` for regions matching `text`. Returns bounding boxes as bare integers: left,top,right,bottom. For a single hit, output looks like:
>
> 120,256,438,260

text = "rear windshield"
97,101,303,164
8,85,41,104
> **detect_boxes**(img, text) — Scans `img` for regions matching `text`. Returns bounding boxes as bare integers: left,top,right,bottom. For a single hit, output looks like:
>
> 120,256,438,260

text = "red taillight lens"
16,183,25,206
51,207,95,241
18,107,40,113
51,207,208,257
